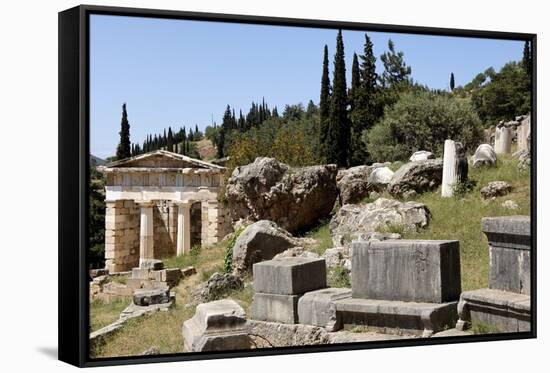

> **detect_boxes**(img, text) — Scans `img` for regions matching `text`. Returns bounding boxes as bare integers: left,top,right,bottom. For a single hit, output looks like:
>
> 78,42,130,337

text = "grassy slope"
91,154,529,357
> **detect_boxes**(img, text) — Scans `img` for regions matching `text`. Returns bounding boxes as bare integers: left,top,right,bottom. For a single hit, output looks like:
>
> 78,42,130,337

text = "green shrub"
223,225,246,273
364,91,483,162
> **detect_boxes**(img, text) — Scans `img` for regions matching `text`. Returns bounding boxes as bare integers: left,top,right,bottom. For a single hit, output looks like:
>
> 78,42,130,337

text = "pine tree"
272,106,279,118
327,31,350,167
116,103,131,160
380,39,412,88
319,44,331,162
450,72,455,91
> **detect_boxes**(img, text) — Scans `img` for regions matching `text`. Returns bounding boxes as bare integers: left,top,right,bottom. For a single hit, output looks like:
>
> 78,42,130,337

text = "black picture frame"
58,4,537,368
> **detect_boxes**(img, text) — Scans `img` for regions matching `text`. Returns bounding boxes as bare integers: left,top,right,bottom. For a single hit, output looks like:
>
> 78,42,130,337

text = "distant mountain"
90,155,106,167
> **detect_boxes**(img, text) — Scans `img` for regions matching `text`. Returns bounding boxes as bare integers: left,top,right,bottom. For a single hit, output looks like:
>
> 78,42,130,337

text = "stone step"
132,287,173,306
334,297,458,337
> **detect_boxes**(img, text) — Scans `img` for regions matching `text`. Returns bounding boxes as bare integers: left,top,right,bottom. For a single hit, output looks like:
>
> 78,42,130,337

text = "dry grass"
90,297,131,333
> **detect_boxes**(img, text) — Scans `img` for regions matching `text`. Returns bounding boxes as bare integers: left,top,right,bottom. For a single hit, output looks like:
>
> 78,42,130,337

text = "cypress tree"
327,31,349,167
272,106,279,118
522,41,532,78
116,103,131,160
167,127,174,152
450,72,455,91
319,44,331,162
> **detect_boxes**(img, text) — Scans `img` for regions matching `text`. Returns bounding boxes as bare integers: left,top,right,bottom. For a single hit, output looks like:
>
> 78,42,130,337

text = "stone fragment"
273,247,320,259
441,140,468,198
182,300,251,352
247,320,330,347
456,289,530,333
181,266,197,277
133,287,172,306
480,181,512,199
250,293,301,324
89,268,109,279
142,346,161,355
193,272,244,303
502,200,519,210
367,166,394,188
387,159,443,197
252,257,327,295
225,157,338,233
298,288,352,331
232,220,300,275
351,240,461,303
139,259,164,270
472,144,497,168
409,150,435,162
330,198,430,247
482,216,531,294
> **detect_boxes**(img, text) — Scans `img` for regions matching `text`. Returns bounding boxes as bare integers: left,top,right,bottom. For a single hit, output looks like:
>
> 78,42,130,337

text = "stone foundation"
105,200,140,273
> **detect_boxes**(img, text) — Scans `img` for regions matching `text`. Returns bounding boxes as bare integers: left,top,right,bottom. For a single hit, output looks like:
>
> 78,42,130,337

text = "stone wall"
202,201,232,246
104,200,140,273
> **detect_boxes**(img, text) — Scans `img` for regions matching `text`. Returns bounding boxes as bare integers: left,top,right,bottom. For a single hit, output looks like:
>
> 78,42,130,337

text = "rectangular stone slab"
253,257,327,295
482,216,531,294
298,288,352,331
351,240,461,303
250,293,300,324
456,288,531,333
334,297,458,337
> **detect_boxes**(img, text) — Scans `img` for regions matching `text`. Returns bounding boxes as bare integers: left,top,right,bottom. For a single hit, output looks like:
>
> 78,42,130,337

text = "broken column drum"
494,126,512,154
441,139,468,198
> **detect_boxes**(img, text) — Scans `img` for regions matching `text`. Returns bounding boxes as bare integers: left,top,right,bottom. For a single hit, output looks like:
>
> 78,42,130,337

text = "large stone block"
133,287,172,306
253,257,327,295
456,288,530,333
334,297,458,337
182,300,251,352
482,216,531,294
250,293,300,324
298,288,351,331
351,240,461,303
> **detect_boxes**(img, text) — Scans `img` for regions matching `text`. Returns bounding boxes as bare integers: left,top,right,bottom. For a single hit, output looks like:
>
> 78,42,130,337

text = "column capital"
174,200,195,208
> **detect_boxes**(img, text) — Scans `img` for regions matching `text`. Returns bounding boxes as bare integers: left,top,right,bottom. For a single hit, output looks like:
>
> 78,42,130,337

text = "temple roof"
99,150,225,173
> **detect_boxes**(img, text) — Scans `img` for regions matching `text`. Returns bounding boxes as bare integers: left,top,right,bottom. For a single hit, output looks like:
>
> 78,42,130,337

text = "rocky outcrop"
193,273,244,302
337,166,372,205
273,247,320,259
329,198,430,247
387,159,443,197
472,144,497,168
480,181,512,199
226,157,338,232
232,220,301,275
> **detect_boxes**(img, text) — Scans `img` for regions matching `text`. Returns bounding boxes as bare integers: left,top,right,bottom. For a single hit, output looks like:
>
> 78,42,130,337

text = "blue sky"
90,15,524,158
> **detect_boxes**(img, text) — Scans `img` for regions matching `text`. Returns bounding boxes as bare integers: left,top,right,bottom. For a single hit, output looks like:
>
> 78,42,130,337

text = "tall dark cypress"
450,72,455,91
116,103,131,160
327,30,349,167
167,127,174,151
522,41,532,78
319,44,331,162
349,52,363,165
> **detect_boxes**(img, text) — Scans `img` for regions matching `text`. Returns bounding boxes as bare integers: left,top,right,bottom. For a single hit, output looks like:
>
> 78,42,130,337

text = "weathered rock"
351,240,461,303
181,266,197,277
367,166,394,188
139,259,164,270
387,159,443,197
323,247,347,268
298,288,352,331
193,272,244,302
409,150,435,162
337,166,372,205
502,200,519,210
89,268,109,279
226,157,338,233
252,257,327,295
273,247,320,259
232,220,301,275
472,144,497,168
517,147,531,171
182,300,251,352
329,198,430,247
480,181,512,199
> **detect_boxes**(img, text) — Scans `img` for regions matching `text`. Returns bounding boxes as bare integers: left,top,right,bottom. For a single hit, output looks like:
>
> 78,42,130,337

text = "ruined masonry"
456,216,531,333
99,150,232,272
334,240,462,337
441,139,468,198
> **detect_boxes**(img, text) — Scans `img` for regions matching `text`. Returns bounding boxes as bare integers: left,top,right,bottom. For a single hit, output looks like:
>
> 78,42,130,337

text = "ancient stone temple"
99,150,231,272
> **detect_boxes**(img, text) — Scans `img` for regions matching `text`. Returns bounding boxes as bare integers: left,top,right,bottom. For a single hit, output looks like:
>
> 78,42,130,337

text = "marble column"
137,201,155,268
176,201,193,256
495,126,512,154
442,140,467,198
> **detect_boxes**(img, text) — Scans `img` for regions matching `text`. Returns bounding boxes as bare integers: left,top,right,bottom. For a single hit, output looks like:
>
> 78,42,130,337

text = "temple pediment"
100,150,225,172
